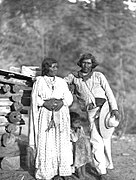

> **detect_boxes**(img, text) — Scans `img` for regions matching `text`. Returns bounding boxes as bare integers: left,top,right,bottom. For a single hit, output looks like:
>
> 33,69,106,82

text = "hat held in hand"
99,101,119,139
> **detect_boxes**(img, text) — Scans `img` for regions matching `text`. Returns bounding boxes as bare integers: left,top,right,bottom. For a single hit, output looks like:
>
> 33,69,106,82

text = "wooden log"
0,126,6,133
11,84,21,93
20,106,30,114
0,91,23,98
0,68,32,80
0,116,8,126
1,84,11,93
0,98,13,106
11,101,23,111
1,133,16,147
22,106,30,110
5,124,17,133
0,83,4,88
0,74,29,86
1,155,20,170
8,111,22,123
16,85,32,91
11,94,22,102
0,106,11,116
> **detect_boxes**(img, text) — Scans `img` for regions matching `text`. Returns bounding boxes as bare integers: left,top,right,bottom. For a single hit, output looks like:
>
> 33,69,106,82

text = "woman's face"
47,63,58,77
81,59,92,73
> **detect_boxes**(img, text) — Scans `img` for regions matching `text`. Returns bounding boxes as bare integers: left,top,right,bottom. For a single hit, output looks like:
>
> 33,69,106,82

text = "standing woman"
29,57,73,180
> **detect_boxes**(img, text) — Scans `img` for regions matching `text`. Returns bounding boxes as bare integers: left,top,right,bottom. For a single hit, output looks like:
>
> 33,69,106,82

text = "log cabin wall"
0,68,37,170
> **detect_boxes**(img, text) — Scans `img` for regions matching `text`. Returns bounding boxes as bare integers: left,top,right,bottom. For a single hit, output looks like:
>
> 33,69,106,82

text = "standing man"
64,53,119,180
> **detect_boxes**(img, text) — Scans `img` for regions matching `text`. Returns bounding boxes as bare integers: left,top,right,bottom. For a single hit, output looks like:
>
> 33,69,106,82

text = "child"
70,112,92,179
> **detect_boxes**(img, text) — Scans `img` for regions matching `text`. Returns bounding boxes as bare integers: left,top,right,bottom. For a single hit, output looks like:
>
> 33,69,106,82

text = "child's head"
70,111,81,128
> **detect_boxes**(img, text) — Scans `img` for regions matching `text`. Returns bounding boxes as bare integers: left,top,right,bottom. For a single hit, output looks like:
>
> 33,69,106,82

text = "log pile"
0,68,33,170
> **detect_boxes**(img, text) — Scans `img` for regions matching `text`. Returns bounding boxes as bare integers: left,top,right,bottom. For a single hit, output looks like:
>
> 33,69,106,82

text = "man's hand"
111,109,120,120
87,103,94,110
68,84,76,94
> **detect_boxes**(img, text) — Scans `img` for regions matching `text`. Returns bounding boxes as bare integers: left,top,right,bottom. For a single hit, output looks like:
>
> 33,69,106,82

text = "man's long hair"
77,53,99,69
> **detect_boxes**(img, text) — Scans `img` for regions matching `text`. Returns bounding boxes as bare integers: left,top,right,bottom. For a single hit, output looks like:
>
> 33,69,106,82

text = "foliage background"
0,0,136,135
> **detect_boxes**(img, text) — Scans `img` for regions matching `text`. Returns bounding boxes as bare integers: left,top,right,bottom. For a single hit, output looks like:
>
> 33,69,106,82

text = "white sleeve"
29,77,43,150
62,80,73,107
100,73,118,110
31,77,44,107
37,97,44,107
64,73,74,84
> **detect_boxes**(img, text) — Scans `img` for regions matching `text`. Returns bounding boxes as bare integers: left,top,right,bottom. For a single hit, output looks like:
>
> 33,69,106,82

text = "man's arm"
64,73,75,94
100,73,120,120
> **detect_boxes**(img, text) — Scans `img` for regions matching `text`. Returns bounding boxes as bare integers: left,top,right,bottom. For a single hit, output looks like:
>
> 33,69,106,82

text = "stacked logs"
0,69,33,170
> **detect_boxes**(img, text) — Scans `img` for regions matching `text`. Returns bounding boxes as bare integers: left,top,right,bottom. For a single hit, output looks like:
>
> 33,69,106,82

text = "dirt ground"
0,134,136,180
110,134,136,180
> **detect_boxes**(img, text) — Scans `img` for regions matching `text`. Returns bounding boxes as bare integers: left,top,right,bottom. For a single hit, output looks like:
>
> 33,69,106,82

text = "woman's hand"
53,99,64,111
43,98,56,111
43,98,64,111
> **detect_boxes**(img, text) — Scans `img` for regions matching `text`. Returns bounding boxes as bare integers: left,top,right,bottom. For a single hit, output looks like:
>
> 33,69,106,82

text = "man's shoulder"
93,71,104,78
65,71,79,78
66,71,78,75
71,71,79,77
94,71,103,75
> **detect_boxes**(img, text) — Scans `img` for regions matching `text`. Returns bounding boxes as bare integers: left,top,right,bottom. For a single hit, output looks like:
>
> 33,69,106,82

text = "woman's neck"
46,75,55,80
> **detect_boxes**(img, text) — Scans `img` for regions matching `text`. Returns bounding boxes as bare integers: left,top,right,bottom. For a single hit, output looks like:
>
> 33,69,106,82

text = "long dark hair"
77,53,99,69
41,57,58,76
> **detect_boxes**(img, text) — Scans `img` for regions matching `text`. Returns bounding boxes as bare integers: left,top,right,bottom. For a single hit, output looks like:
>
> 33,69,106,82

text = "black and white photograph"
0,0,136,180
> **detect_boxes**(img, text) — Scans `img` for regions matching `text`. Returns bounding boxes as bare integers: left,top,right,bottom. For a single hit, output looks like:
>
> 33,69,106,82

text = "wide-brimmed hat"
99,101,119,139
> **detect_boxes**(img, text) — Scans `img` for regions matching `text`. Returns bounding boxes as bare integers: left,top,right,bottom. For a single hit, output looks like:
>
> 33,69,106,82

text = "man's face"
48,63,58,77
81,59,92,73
